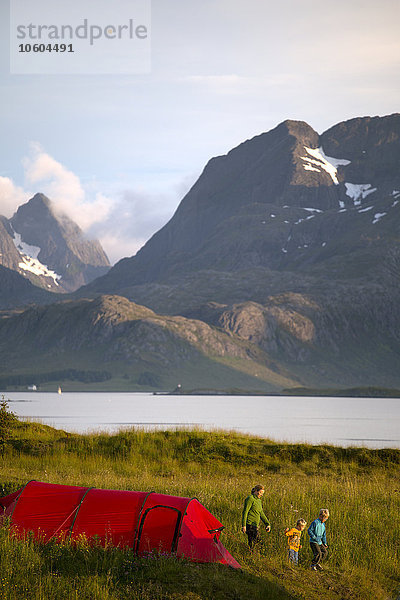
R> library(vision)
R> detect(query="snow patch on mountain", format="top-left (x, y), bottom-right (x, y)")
top-left (300, 146), bottom-right (350, 185)
top-left (358, 206), bottom-right (374, 213)
top-left (12, 231), bottom-right (41, 260)
top-left (18, 256), bottom-right (61, 285)
top-left (12, 229), bottom-right (62, 285)
top-left (345, 183), bottom-right (377, 206)
top-left (303, 164), bottom-right (320, 173)
top-left (294, 214), bottom-right (316, 225)
top-left (372, 213), bottom-right (387, 224)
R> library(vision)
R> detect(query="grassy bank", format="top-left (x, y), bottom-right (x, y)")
top-left (1, 417), bottom-right (400, 600)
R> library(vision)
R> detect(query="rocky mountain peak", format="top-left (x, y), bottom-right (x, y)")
top-left (281, 118), bottom-right (318, 139)
top-left (80, 113), bottom-right (400, 304)
top-left (11, 192), bottom-right (81, 240)
top-left (1, 193), bottom-right (110, 295)
top-left (320, 113), bottom-right (400, 191)
top-left (27, 192), bottom-right (52, 209)
top-left (321, 113), bottom-right (400, 155)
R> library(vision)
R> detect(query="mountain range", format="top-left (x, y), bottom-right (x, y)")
top-left (1, 114), bottom-right (400, 391)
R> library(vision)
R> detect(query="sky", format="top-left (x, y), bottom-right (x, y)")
top-left (0, 0), bottom-right (399, 264)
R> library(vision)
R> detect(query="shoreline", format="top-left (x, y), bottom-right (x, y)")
top-left (3, 386), bottom-right (400, 398)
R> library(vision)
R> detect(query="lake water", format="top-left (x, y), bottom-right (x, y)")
top-left (3, 391), bottom-right (400, 449)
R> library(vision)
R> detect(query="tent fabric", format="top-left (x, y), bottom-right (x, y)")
top-left (0, 481), bottom-right (240, 569)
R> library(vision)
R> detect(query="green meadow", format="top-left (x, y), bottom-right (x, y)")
top-left (1, 409), bottom-right (399, 600)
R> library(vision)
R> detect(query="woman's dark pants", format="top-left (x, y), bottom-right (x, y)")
top-left (246, 524), bottom-right (261, 549)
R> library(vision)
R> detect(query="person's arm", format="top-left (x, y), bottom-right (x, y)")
top-left (308, 520), bottom-right (317, 543)
top-left (322, 526), bottom-right (327, 546)
top-left (260, 511), bottom-right (270, 528)
top-left (241, 496), bottom-right (252, 528)
top-left (260, 505), bottom-right (270, 529)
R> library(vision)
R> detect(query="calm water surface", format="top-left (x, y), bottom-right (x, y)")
top-left (4, 391), bottom-right (400, 449)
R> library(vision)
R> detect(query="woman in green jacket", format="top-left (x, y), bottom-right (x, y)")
top-left (241, 484), bottom-right (271, 549)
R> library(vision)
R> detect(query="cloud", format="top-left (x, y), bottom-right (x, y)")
top-left (87, 188), bottom-right (178, 264)
top-left (1, 143), bottom-right (187, 265)
top-left (85, 171), bottom-right (197, 264)
top-left (0, 176), bottom-right (27, 218)
top-left (23, 143), bottom-right (113, 230)
top-left (21, 144), bottom-right (158, 264)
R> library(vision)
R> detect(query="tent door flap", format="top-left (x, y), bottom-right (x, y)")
top-left (136, 505), bottom-right (182, 554)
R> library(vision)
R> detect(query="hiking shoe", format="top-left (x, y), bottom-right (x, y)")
top-left (315, 564), bottom-right (323, 570)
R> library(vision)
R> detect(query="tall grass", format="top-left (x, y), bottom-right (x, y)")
top-left (1, 420), bottom-right (399, 599)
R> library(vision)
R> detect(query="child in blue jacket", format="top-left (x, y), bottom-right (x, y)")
top-left (308, 508), bottom-right (329, 570)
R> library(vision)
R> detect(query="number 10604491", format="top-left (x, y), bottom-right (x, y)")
top-left (18, 43), bottom-right (74, 52)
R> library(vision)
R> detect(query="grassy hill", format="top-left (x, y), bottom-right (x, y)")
top-left (1, 410), bottom-right (399, 600)
top-left (2, 293), bottom-right (400, 393)
top-left (0, 295), bottom-right (301, 393)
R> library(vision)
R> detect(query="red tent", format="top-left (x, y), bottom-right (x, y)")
top-left (0, 481), bottom-right (240, 568)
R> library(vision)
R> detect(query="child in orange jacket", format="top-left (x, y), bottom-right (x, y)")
top-left (285, 518), bottom-right (307, 565)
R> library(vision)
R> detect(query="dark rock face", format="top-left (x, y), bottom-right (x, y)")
top-left (0, 264), bottom-right (53, 308)
top-left (0, 193), bottom-right (110, 296)
top-left (0, 217), bottom-right (22, 271)
top-left (321, 114), bottom-right (400, 188)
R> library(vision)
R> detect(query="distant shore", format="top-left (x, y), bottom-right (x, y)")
top-left (3, 385), bottom-right (400, 398)
top-left (158, 386), bottom-right (400, 398)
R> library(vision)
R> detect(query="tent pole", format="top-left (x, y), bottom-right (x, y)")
top-left (67, 487), bottom-right (95, 541)
top-left (132, 491), bottom-right (155, 551)
top-left (8, 480), bottom-right (36, 519)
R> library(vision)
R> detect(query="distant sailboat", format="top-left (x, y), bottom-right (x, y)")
top-left (58, 386), bottom-right (62, 395)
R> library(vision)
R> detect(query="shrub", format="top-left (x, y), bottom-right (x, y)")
top-left (0, 396), bottom-right (17, 457)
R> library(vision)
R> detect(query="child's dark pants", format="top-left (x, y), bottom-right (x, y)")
top-left (310, 542), bottom-right (328, 565)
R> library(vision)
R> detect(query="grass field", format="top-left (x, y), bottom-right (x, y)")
top-left (1, 411), bottom-right (399, 600)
